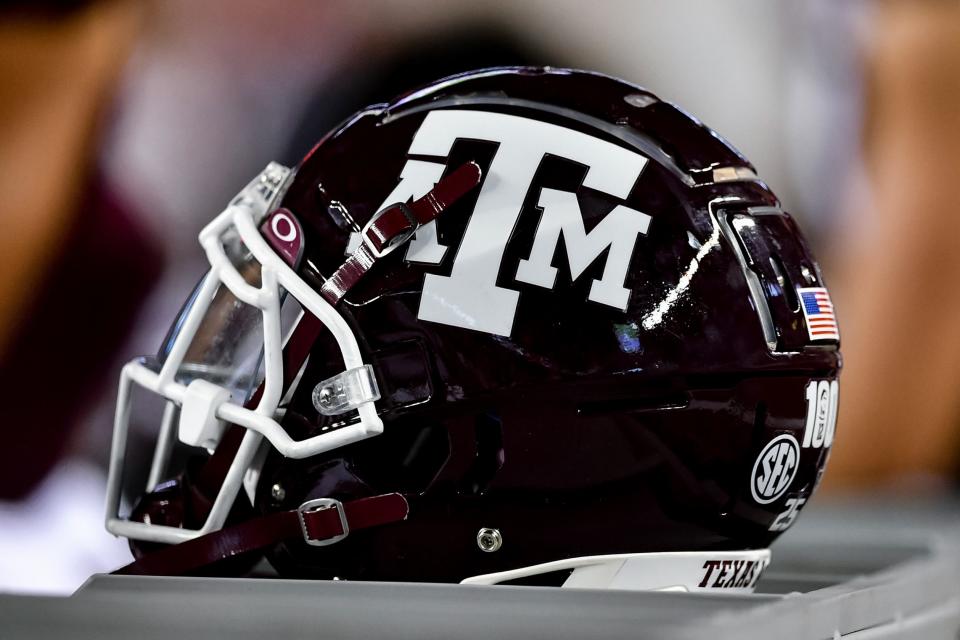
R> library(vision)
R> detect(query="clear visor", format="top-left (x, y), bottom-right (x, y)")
top-left (157, 226), bottom-right (301, 405)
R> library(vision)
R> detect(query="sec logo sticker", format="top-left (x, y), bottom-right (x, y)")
top-left (751, 434), bottom-right (800, 505)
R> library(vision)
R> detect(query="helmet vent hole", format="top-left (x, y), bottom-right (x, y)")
top-left (461, 412), bottom-right (505, 496)
top-left (769, 255), bottom-right (800, 312)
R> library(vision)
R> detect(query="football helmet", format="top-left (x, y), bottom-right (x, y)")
top-left (105, 67), bottom-right (840, 592)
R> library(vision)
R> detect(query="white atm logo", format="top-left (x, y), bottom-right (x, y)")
top-left (371, 110), bottom-right (652, 336)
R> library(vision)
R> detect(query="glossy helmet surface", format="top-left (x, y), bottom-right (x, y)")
top-left (106, 67), bottom-right (840, 591)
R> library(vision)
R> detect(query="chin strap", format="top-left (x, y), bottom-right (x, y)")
top-left (115, 493), bottom-right (409, 576)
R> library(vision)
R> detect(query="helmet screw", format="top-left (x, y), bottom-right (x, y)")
top-left (313, 385), bottom-right (333, 411)
top-left (476, 527), bottom-right (502, 553)
top-left (271, 483), bottom-right (286, 502)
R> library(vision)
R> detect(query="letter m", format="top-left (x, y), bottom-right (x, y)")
top-left (515, 188), bottom-right (651, 310)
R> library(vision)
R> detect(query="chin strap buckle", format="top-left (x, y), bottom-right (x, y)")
top-left (361, 202), bottom-right (419, 259)
top-left (298, 498), bottom-right (350, 547)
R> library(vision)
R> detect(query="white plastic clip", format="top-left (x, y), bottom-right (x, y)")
top-left (312, 365), bottom-right (380, 416)
top-left (178, 379), bottom-right (232, 449)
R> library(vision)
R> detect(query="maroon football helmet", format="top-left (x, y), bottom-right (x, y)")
top-left (105, 67), bottom-right (840, 592)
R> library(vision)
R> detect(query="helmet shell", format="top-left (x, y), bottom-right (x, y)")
top-left (260, 67), bottom-right (839, 582)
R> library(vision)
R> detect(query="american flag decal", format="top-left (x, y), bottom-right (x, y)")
top-left (798, 287), bottom-right (839, 342)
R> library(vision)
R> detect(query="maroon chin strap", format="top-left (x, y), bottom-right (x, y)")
top-left (115, 493), bottom-right (409, 576)
top-left (320, 160), bottom-right (483, 304)
top-left (119, 162), bottom-right (481, 577)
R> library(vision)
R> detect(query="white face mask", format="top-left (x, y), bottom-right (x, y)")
top-left (104, 163), bottom-right (383, 546)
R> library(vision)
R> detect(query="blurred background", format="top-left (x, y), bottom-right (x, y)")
top-left (1, 0), bottom-right (958, 594)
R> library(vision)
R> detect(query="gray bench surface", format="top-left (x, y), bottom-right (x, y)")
top-left (2, 496), bottom-right (959, 639)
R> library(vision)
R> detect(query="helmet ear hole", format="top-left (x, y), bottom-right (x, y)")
top-left (395, 421), bottom-right (452, 492)
top-left (336, 418), bottom-right (452, 495)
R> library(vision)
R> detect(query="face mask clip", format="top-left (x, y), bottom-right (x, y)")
top-left (178, 379), bottom-right (233, 450)
top-left (312, 365), bottom-right (381, 416)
